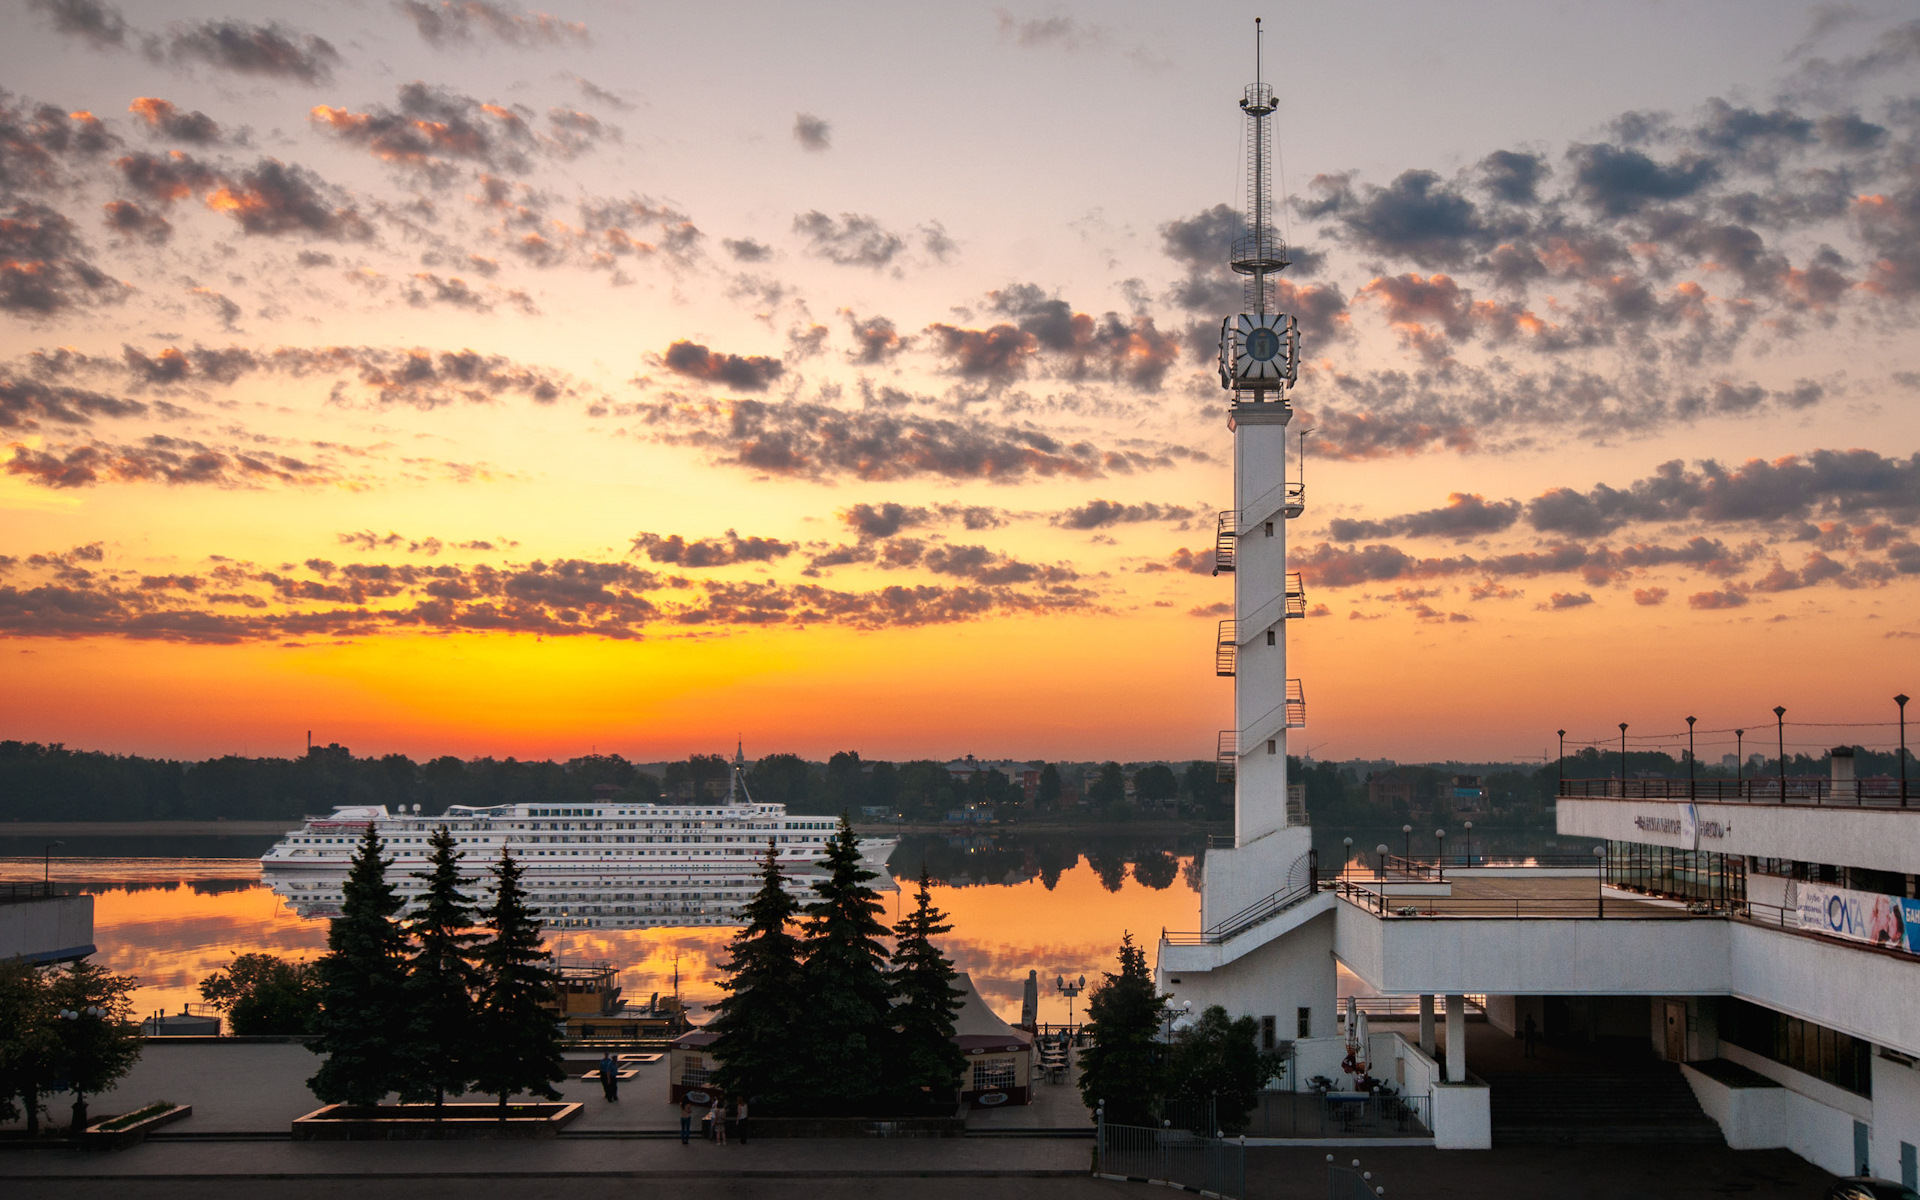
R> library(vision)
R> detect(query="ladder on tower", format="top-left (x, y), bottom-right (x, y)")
top-left (1215, 620), bottom-right (1237, 676)
top-left (1212, 511), bottom-right (1238, 575)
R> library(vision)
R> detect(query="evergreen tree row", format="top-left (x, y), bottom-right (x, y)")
top-left (708, 815), bottom-right (967, 1116)
top-left (306, 823), bottom-right (565, 1111)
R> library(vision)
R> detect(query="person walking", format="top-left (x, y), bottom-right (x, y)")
top-left (599, 1052), bottom-right (620, 1102)
top-left (1522, 1013), bottom-right (1538, 1060)
top-left (679, 1099), bottom-right (693, 1145)
top-left (736, 1097), bottom-right (748, 1146)
top-left (710, 1097), bottom-right (726, 1145)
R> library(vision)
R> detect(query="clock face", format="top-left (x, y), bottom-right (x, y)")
top-left (1245, 327), bottom-right (1281, 362)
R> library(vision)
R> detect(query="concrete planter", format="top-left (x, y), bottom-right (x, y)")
top-left (292, 1102), bottom-right (583, 1140)
top-left (82, 1103), bottom-right (192, 1150)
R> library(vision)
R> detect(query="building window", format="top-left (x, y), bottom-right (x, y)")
top-left (1267, 739), bottom-right (1276, 755)
top-left (1297, 1007), bottom-right (1311, 1039)
top-left (1261, 1015), bottom-right (1277, 1050)
top-left (1720, 998), bottom-right (1872, 1097)
top-left (1266, 629), bottom-right (1276, 646)
top-left (1264, 521), bottom-right (1274, 537)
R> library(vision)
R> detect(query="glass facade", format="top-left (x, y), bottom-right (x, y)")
top-left (1605, 841), bottom-right (1746, 908)
top-left (1720, 998), bottom-right (1872, 1098)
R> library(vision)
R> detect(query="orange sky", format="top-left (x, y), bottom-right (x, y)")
top-left (2, 3), bottom-right (1917, 763)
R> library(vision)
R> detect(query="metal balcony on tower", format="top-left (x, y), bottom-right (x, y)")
top-left (1285, 572), bottom-right (1306, 619)
top-left (1215, 620), bottom-right (1238, 676)
top-left (1286, 677), bottom-right (1306, 728)
top-left (1216, 730), bottom-right (1237, 783)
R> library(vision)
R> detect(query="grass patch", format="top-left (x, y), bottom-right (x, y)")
top-left (96, 1101), bottom-right (176, 1132)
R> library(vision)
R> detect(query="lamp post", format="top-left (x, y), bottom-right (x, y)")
top-left (43, 840), bottom-right (63, 888)
top-left (1898, 694), bottom-right (1910, 807)
top-left (1556, 729), bottom-right (1566, 798)
top-left (1056, 974), bottom-right (1086, 1032)
top-left (1401, 824), bottom-right (1411, 861)
top-left (1686, 716), bottom-right (1696, 800)
top-left (1619, 723), bottom-right (1629, 796)
top-left (1375, 844), bottom-right (1389, 889)
top-left (1343, 836), bottom-right (1353, 874)
top-left (1735, 730), bottom-right (1745, 795)
top-left (1463, 821), bottom-right (1473, 869)
top-left (1593, 845), bottom-right (1607, 918)
top-left (1434, 829), bottom-right (1446, 881)
top-left (58, 1004), bottom-right (106, 1133)
top-left (1774, 706), bottom-right (1787, 804)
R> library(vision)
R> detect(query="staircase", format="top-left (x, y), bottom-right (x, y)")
top-left (1213, 511), bottom-right (1237, 575)
top-left (1484, 1060), bottom-right (1722, 1144)
top-left (1215, 620), bottom-right (1237, 676)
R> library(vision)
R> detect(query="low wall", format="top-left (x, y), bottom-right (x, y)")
top-left (0, 893), bottom-right (94, 963)
top-left (1681, 1061), bottom-right (1857, 1175)
top-left (1430, 1081), bottom-right (1491, 1150)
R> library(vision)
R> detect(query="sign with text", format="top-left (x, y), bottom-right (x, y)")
top-left (1796, 882), bottom-right (1909, 952)
top-left (1630, 803), bottom-right (1697, 849)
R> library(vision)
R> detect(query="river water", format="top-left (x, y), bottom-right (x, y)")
top-left (0, 824), bottom-right (1595, 1024)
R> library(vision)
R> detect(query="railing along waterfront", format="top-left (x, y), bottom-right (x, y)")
top-left (1162, 879), bottom-right (1321, 946)
top-left (1333, 878), bottom-right (1703, 919)
top-left (1559, 777), bottom-right (1912, 807)
top-left (1097, 1121), bottom-right (1245, 1199)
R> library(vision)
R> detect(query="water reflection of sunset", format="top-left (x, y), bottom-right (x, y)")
top-left (87, 860), bottom-right (1200, 1025)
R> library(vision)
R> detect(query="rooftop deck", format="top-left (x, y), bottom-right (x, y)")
top-left (1559, 777), bottom-right (1912, 807)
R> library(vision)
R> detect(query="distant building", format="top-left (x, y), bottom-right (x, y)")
top-left (1448, 775), bottom-right (1486, 814)
top-left (1366, 768), bottom-right (1417, 810)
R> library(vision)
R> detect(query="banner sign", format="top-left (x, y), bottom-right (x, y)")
top-left (1630, 803), bottom-right (1697, 849)
top-left (1796, 882), bottom-right (1910, 952)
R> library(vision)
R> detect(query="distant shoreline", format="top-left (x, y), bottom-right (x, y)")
top-left (1, 818), bottom-right (1229, 838)
top-left (0, 820), bottom-right (293, 836)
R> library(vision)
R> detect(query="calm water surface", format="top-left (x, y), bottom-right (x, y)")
top-left (1, 824), bottom-right (1592, 1024)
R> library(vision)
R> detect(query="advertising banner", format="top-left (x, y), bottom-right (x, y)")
top-left (1904, 898), bottom-right (1920, 956)
top-left (1796, 882), bottom-right (1909, 952)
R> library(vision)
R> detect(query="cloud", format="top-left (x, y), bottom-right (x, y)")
top-left (792, 210), bottom-right (906, 268)
top-left (844, 313), bottom-right (906, 363)
top-left (1301, 169), bottom-right (1522, 270)
top-left (398, 1), bottom-right (590, 47)
top-left (1326, 493), bottom-right (1521, 542)
top-left (1632, 586), bottom-right (1669, 606)
top-left (1051, 500), bottom-right (1199, 530)
top-left (191, 286), bottom-right (241, 330)
top-left (128, 97), bottom-right (222, 144)
top-left (659, 340), bottom-right (784, 391)
top-left (637, 396), bottom-right (1201, 483)
top-left (1525, 451), bottom-right (1920, 536)
top-left (1, 202), bottom-right (126, 315)
top-left (101, 199), bottom-right (171, 243)
top-left (923, 322), bottom-right (1036, 385)
top-left (630, 529), bottom-right (796, 567)
top-left (5, 435), bottom-right (332, 489)
top-left (1, 94), bottom-right (121, 191)
top-left (1539, 591), bottom-right (1594, 610)
top-left (0, 541), bottom-right (1096, 643)
top-left (793, 113), bottom-right (831, 152)
top-left (1293, 535), bottom-right (1758, 590)
top-left (311, 84), bottom-right (543, 182)
top-left (159, 19), bottom-right (340, 84)
top-left (26, 0), bottom-right (126, 49)
top-left (983, 284), bottom-right (1183, 389)
top-left (570, 75), bottom-right (631, 111)
top-left (1188, 601), bottom-right (1232, 617)
top-left (835, 502), bottom-right (1008, 539)
top-left (1568, 143), bottom-right (1720, 216)
top-left (1688, 588), bottom-right (1749, 610)
top-left (0, 376), bottom-right (150, 430)
top-left (204, 160), bottom-right (372, 239)
top-left (994, 10), bottom-right (1108, 51)
top-left (722, 237), bottom-right (772, 263)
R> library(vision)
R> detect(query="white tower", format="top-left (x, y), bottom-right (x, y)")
top-left (1202, 18), bottom-right (1311, 928)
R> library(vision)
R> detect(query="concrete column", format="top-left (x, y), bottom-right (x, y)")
top-left (1419, 994), bottom-right (1436, 1057)
top-left (1445, 993), bottom-right (1466, 1084)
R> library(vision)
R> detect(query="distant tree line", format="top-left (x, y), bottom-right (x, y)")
top-left (0, 741), bottom-right (1231, 823)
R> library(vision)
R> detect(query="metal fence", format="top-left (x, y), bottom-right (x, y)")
top-left (1247, 1090), bottom-right (1430, 1138)
top-left (1098, 1121), bottom-right (1246, 1199)
top-left (1560, 777), bottom-right (1911, 807)
top-left (1329, 1163), bottom-right (1383, 1199)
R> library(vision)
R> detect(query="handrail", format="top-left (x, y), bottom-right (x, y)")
top-left (1163, 879), bottom-right (1323, 946)
top-left (1559, 777), bottom-right (1911, 807)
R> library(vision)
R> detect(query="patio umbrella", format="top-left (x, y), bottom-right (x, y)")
top-left (1354, 1010), bottom-right (1370, 1065)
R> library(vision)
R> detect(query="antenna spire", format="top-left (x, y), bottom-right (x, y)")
top-left (1255, 17), bottom-right (1262, 87)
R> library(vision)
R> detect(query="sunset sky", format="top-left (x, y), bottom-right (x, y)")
top-left (2, 0), bottom-right (1917, 765)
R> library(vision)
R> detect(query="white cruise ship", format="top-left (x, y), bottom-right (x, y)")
top-left (259, 748), bottom-right (897, 928)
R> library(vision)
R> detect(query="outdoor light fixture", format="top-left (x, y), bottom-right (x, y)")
top-left (43, 840), bottom-right (63, 886)
top-left (1685, 716), bottom-right (1696, 800)
top-left (1401, 824), bottom-right (1411, 859)
top-left (1735, 730), bottom-right (1745, 789)
top-left (1463, 821), bottom-right (1473, 869)
top-left (1774, 706), bottom-right (1787, 803)
top-left (1593, 845), bottom-right (1607, 917)
top-left (1619, 722), bottom-right (1629, 792)
top-left (1898, 694), bottom-right (1910, 807)
top-left (1375, 844), bottom-right (1389, 883)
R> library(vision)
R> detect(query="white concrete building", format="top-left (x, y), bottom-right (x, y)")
top-left (1153, 40), bottom-right (1920, 1184)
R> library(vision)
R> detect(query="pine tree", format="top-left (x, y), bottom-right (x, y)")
top-left (710, 840), bottom-right (807, 1110)
top-left (308, 820), bottom-right (411, 1107)
top-left (471, 850), bottom-right (565, 1112)
top-left (887, 867), bottom-right (966, 1106)
top-left (1076, 932), bottom-right (1169, 1126)
top-left (398, 827), bottom-right (484, 1108)
top-left (797, 813), bottom-right (894, 1114)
